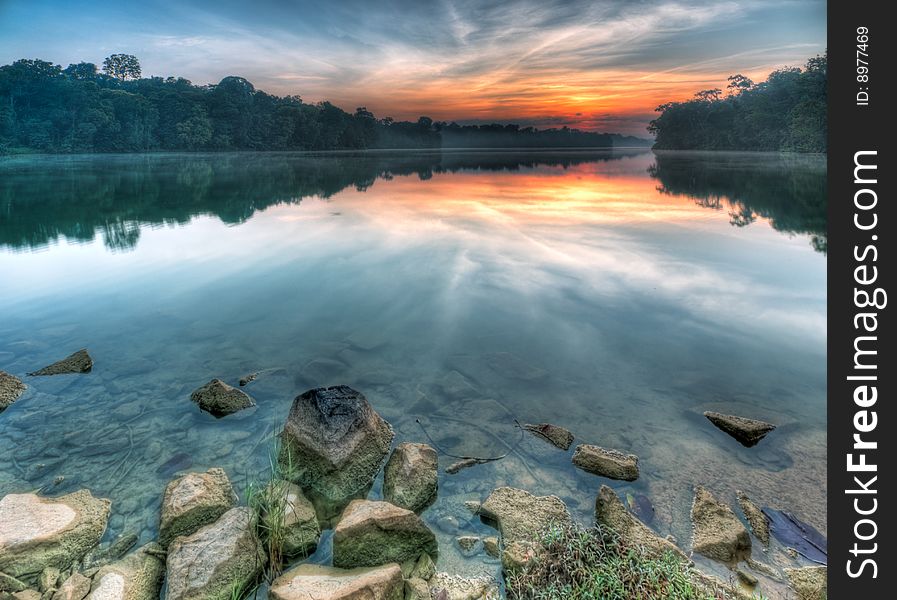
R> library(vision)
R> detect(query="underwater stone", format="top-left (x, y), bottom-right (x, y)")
top-left (279, 385), bottom-right (394, 501)
top-left (478, 487), bottom-right (571, 545)
top-left (572, 444), bottom-right (639, 481)
top-left (382, 442), bottom-right (437, 512)
top-left (332, 500), bottom-right (437, 569)
top-left (189, 379), bottom-right (254, 417)
top-left (0, 490), bottom-right (110, 579)
top-left (158, 468), bottom-right (237, 549)
top-left (27, 350), bottom-right (93, 377)
top-left (269, 563), bottom-right (403, 600)
top-left (0, 371), bottom-right (26, 411)
top-left (85, 543), bottom-right (165, 600)
top-left (165, 507), bottom-right (265, 600)
top-left (703, 411), bottom-right (776, 447)
top-left (521, 423), bottom-right (574, 450)
top-left (690, 486), bottom-right (751, 563)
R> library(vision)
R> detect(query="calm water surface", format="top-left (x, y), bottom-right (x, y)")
top-left (0, 150), bottom-right (826, 586)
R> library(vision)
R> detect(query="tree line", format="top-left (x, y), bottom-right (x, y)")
top-left (648, 54), bottom-right (826, 152)
top-left (0, 55), bottom-right (648, 154)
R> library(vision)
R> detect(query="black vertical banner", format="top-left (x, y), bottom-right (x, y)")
top-left (828, 0), bottom-right (894, 597)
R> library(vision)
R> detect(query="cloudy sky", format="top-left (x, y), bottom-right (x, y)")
top-left (0, 0), bottom-right (825, 135)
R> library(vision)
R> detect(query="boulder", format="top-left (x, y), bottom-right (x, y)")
top-left (785, 566), bottom-right (827, 600)
top-left (690, 486), bottom-right (751, 563)
top-left (27, 350), bottom-right (93, 376)
top-left (50, 573), bottom-right (91, 600)
top-left (572, 444), bottom-right (639, 481)
top-left (159, 468), bottom-right (236, 549)
top-left (428, 573), bottom-right (500, 600)
top-left (0, 371), bottom-right (26, 412)
top-left (189, 380), bottom-right (254, 417)
top-left (404, 578), bottom-right (429, 600)
top-left (0, 491), bottom-right (110, 578)
top-left (521, 423), bottom-right (574, 450)
top-left (260, 480), bottom-right (320, 558)
top-left (595, 485), bottom-right (686, 561)
top-left (269, 563), bottom-right (403, 600)
top-left (736, 491), bottom-right (769, 545)
top-left (86, 543), bottom-right (165, 600)
top-left (382, 443), bottom-right (437, 512)
top-left (703, 412), bottom-right (775, 447)
top-left (478, 487), bottom-right (571, 544)
top-left (165, 507), bottom-right (265, 600)
top-left (279, 386), bottom-right (394, 500)
top-left (332, 500), bottom-right (437, 569)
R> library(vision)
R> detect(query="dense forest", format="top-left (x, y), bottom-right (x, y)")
top-left (0, 55), bottom-right (648, 154)
top-left (649, 54), bottom-right (826, 152)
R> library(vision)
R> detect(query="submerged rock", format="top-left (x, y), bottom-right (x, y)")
top-left (736, 491), bottom-right (769, 545)
top-left (382, 442), bottom-right (438, 512)
top-left (261, 480), bottom-right (320, 559)
top-left (158, 468), bottom-right (237, 549)
top-left (165, 507), bottom-right (265, 600)
top-left (595, 485), bottom-right (686, 561)
top-left (521, 423), bottom-right (574, 450)
top-left (479, 487), bottom-right (571, 545)
top-left (428, 573), bottom-right (501, 600)
top-left (572, 444), bottom-right (639, 481)
top-left (690, 486), bottom-right (751, 563)
top-left (86, 543), bottom-right (165, 600)
top-left (189, 379), bottom-right (254, 417)
top-left (27, 350), bottom-right (93, 376)
top-left (332, 500), bottom-right (437, 569)
top-left (0, 371), bottom-right (26, 412)
top-left (785, 566), bottom-right (827, 600)
top-left (0, 490), bottom-right (110, 578)
top-left (269, 563), bottom-right (403, 600)
top-left (279, 385), bottom-right (394, 500)
top-left (703, 411), bottom-right (776, 447)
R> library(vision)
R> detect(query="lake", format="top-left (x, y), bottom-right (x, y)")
top-left (0, 149), bottom-right (826, 587)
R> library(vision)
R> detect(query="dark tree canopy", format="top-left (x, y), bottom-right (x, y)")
top-left (649, 53), bottom-right (826, 153)
top-left (0, 56), bottom-right (649, 154)
top-left (102, 54), bottom-right (142, 81)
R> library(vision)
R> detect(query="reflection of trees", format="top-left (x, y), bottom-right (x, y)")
top-left (0, 150), bottom-right (644, 251)
top-left (647, 151), bottom-right (827, 252)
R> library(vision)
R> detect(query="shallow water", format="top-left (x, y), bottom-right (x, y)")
top-left (0, 149), bottom-right (825, 591)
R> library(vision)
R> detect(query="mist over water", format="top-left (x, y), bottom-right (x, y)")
top-left (0, 150), bottom-right (826, 584)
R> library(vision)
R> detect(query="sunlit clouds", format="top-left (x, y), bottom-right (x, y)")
top-left (0, 0), bottom-right (825, 135)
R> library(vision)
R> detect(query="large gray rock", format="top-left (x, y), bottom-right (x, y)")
top-left (0, 491), bottom-right (110, 578)
top-left (159, 468), bottom-right (237, 549)
top-left (332, 500), bottom-right (437, 569)
top-left (572, 444), bottom-right (639, 481)
top-left (0, 371), bottom-right (26, 412)
top-left (260, 480), bottom-right (320, 559)
top-left (478, 487), bottom-right (571, 545)
top-left (165, 507), bottom-right (265, 600)
top-left (595, 485), bottom-right (686, 561)
top-left (190, 380), bottom-right (254, 417)
top-left (690, 486), bottom-right (751, 563)
top-left (269, 563), bottom-right (403, 600)
top-left (27, 350), bottom-right (93, 376)
top-left (704, 412), bottom-right (776, 447)
top-left (279, 386), bottom-right (394, 500)
top-left (86, 543), bottom-right (165, 600)
top-left (382, 443), bottom-right (437, 512)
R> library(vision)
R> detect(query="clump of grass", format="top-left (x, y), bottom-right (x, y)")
top-left (246, 439), bottom-right (300, 583)
top-left (505, 524), bottom-right (745, 600)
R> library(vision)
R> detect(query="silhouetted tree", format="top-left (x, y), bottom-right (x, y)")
top-left (102, 54), bottom-right (141, 81)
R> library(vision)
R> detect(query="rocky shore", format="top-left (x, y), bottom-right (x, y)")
top-left (0, 354), bottom-right (826, 600)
